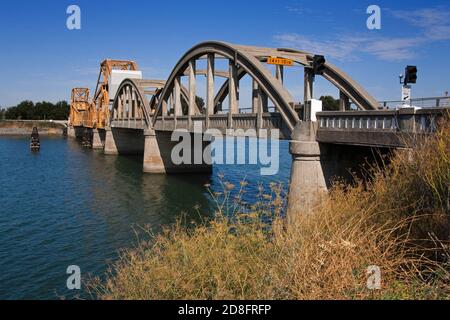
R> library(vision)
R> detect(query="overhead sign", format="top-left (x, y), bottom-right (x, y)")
top-left (267, 57), bottom-right (294, 67)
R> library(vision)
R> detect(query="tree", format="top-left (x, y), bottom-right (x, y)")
top-left (4, 100), bottom-right (70, 120)
top-left (52, 101), bottom-right (70, 120)
top-left (181, 96), bottom-right (205, 114)
top-left (319, 96), bottom-right (340, 111)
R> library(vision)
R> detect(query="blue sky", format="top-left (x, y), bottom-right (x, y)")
top-left (0, 0), bottom-right (449, 107)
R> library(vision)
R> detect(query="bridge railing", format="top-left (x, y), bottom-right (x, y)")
top-left (378, 96), bottom-right (450, 109)
top-left (315, 107), bottom-right (448, 147)
top-left (152, 112), bottom-right (287, 138)
top-left (317, 107), bottom-right (448, 133)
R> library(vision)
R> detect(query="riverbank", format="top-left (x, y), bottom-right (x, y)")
top-left (0, 120), bottom-right (66, 136)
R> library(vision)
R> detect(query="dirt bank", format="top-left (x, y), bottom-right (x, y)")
top-left (0, 120), bottom-right (66, 136)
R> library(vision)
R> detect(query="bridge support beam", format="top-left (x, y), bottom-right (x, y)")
top-left (143, 129), bottom-right (166, 174)
top-left (104, 127), bottom-right (119, 155)
top-left (92, 129), bottom-right (104, 150)
top-left (339, 91), bottom-right (350, 111)
top-left (304, 69), bottom-right (314, 106)
top-left (287, 121), bottom-right (393, 219)
top-left (287, 121), bottom-right (327, 217)
top-left (67, 126), bottom-right (76, 139)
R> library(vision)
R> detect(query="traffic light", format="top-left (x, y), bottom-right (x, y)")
top-left (404, 65), bottom-right (417, 84)
top-left (313, 55), bottom-right (326, 75)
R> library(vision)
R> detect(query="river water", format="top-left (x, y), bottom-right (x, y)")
top-left (0, 136), bottom-right (291, 299)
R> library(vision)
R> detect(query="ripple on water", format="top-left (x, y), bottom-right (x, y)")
top-left (0, 136), bottom-right (291, 299)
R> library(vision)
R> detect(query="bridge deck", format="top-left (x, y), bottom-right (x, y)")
top-left (111, 107), bottom-right (448, 147)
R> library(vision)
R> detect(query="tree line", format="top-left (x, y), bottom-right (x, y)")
top-left (0, 101), bottom-right (70, 121)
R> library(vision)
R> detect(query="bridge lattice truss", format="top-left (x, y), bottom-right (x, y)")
top-left (110, 41), bottom-right (380, 139)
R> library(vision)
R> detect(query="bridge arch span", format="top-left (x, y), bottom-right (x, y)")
top-left (151, 41), bottom-right (380, 139)
top-left (212, 46), bottom-right (380, 113)
top-left (111, 79), bottom-right (153, 128)
top-left (152, 41), bottom-right (300, 135)
top-left (111, 78), bottom-right (203, 129)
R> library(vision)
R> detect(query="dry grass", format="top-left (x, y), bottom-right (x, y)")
top-left (90, 118), bottom-right (450, 300)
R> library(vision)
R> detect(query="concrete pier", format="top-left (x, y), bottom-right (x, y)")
top-left (287, 120), bottom-right (392, 218)
top-left (104, 127), bottom-right (119, 155)
top-left (143, 129), bottom-right (166, 173)
top-left (67, 126), bottom-right (76, 139)
top-left (287, 121), bottom-right (328, 216)
top-left (92, 129), bottom-right (104, 150)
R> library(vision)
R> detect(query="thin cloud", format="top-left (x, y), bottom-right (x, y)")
top-left (285, 5), bottom-right (313, 15)
top-left (275, 6), bottom-right (450, 62)
top-left (273, 33), bottom-right (423, 61)
top-left (388, 7), bottom-right (450, 40)
top-left (360, 36), bottom-right (424, 60)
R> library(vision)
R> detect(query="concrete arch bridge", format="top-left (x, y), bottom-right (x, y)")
top-left (68, 41), bottom-right (448, 215)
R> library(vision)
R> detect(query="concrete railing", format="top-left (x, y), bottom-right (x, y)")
top-left (316, 107), bottom-right (449, 147)
top-left (379, 96), bottom-right (450, 109)
top-left (317, 108), bottom-right (448, 133)
top-left (149, 113), bottom-right (289, 138)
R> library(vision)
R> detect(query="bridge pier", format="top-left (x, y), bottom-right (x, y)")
top-left (143, 129), bottom-right (166, 173)
top-left (287, 120), bottom-right (393, 218)
top-left (92, 129), bottom-right (105, 150)
top-left (67, 126), bottom-right (76, 139)
top-left (287, 121), bottom-right (328, 216)
top-left (104, 127), bottom-right (119, 155)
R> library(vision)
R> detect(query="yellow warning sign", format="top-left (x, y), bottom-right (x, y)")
top-left (267, 57), bottom-right (294, 66)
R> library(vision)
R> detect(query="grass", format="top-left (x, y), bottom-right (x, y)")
top-left (89, 117), bottom-right (449, 300)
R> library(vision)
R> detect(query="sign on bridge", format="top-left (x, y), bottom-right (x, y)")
top-left (267, 57), bottom-right (294, 66)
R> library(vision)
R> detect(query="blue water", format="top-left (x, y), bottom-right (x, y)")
top-left (0, 136), bottom-right (290, 299)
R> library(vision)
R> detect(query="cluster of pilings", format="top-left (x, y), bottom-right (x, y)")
top-left (30, 127), bottom-right (40, 151)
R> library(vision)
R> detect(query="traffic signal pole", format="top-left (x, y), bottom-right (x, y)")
top-left (400, 65), bottom-right (417, 107)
